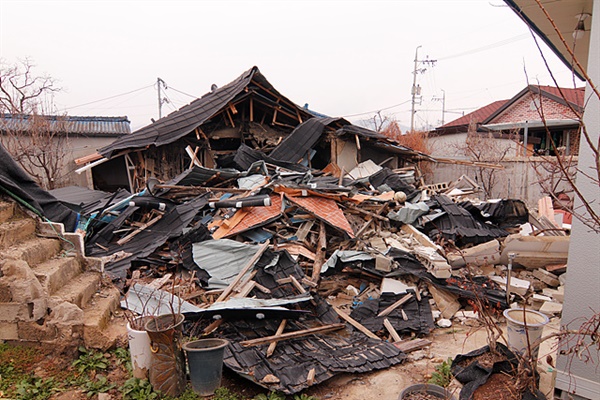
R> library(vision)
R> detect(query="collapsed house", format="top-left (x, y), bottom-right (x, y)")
top-left (77, 66), bottom-right (428, 193)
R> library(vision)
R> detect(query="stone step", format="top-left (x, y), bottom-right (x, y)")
top-left (0, 218), bottom-right (37, 250)
top-left (84, 285), bottom-right (125, 350)
top-left (34, 257), bottom-right (82, 297)
top-left (0, 201), bottom-right (14, 224)
top-left (1, 237), bottom-right (63, 266)
top-left (50, 271), bottom-right (101, 310)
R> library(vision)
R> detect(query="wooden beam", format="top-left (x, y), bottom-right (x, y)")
top-left (216, 241), bottom-right (270, 302)
top-left (240, 323), bottom-right (345, 347)
top-left (250, 97), bottom-right (254, 122)
top-left (383, 318), bottom-right (402, 342)
top-left (333, 307), bottom-right (379, 340)
top-left (116, 213), bottom-right (163, 245)
top-left (377, 293), bottom-right (413, 317)
top-left (266, 319), bottom-right (287, 357)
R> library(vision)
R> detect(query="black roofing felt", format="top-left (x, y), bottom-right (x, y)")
top-left (208, 249), bottom-right (406, 394)
top-left (422, 195), bottom-right (509, 247)
top-left (350, 292), bottom-right (435, 336)
top-left (84, 195), bottom-right (207, 282)
top-left (233, 144), bottom-right (309, 172)
top-left (269, 117), bottom-right (343, 162)
top-left (49, 186), bottom-right (132, 215)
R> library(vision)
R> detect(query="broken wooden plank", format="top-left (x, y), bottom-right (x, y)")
top-left (311, 221), bottom-right (327, 282)
top-left (377, 293), bottom-right (413, 317)
top-left (306, 368), bottom-right (316, 385)
top-left (116, 213), bottom-right (163, 245)
top-left (216, 241), bottom-right (270, 302)
top-left (233, 281), bottom-right (257, 298)
top-left (393, 338), bottom-right (432, 353)
top-left (203, 319), bottom-right (223, 335)
top-left (266, 319), bottom-right (287, 357)
top-left (383, 318), bottom-right (402, 342)
top-left (240, 323), bottom-right (345, 347)
top-left (333, 307), bottom-right (380, 340)
top-left (289, 275), bottom-right (307, 294)
top-left (146, 273), bottom-right (173, 290)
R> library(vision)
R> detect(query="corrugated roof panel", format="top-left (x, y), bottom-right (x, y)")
top-left (0, 115), bottom-right (131, 136)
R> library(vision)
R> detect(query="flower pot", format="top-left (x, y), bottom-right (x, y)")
top-left (144, 313), bottom-right (186, 397)
top-left (127, 316), bottom-right (153, 379)
top-left (183, 338), bottom-right (229, 396)
top-left (399, 383), bottom-right (456, 400)
top-left (503, 308), bottom-right (549, 359)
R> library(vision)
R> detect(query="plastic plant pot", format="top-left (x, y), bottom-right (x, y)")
top-left (503, 308), bottom-right (549, 359)
top-left (183, 338), bottom-right (230, 397)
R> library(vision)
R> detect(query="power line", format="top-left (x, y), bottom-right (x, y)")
top-left (342, 99), bottom-right (412, 118)
top-left (438, 34), bottom-right (529, 61)
top-left (168, 86), bottom-right (199, 99)
top-left (59, 84), bottom-right (155, 112)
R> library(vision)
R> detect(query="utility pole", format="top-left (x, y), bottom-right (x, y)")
top-left (157, 77), bottom-right (168, 119)
top-left (410, 46), bottom-right (437, 132)
top-left (441, 89), bottom-right (446, 125)
top-left (432, 89), bottom-right (446, 125)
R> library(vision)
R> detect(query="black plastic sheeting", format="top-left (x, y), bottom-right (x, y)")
top-left (451, 343), bottom-right (544, 400)
top-left (350, 291), bottom-right (435, 336)
top-left (422, 195), bottom-right (509, 247)
top-left (369, 167), bottom-right (419, 201)
top-left (460, 199), bottom-right (529, 229)
top-left (84, 195), bottom-right (207, 282)
top-left (168, 224), bottom-right (212, 286)
top-left (0, 143), bottom-right (79, 231)
top-left (269, 117), bottom-right (342, 163)
top-left (189, 250), bottom-right (407, 394)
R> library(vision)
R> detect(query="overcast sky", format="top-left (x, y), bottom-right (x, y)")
top-left (0, 0), bottom-right (584, 132)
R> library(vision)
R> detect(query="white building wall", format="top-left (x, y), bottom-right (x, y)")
top-left (555, 1), bottom-right (600, 398)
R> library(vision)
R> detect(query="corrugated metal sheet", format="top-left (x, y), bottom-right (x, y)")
top-left (0, 114), bottom-right (130, 136)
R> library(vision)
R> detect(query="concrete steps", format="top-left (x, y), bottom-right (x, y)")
top-left (0, 219), bottom-right (37, 250)
top-left (0, 198), bottom-right (123, 350)
top-left (50, 271), bottom-right (101, 309)
top-left (34, 257), bottom-right (82, 297)
top-left (84, 285), bottom-right (125, 350)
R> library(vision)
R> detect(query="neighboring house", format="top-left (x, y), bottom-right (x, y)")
top-left (428, 85), bottom-right (585, 202)
top-left (78, 66), bottom-right (428, 193)
top-left (430, 85), bottom-right (584, 158)
top-left (0, 114), bottom-right (130, 189)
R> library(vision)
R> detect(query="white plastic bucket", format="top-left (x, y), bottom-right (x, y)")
top-left (503, 308), bottom-right (549, 359)
top-left (127, 316), bottom-right (152, 379)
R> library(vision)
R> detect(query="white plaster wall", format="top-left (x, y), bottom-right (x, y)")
top-left (555, 2), bottom-right (600, 398)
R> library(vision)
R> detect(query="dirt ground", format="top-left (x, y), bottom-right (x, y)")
top-left (7, 312), bottom-right (560, 400)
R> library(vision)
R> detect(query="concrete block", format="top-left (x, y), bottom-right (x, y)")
top-left (1, 259), bottom-right (45, 302)
top-left (17, 321), bottom-right (58, 341)
top-left (533, 268), bottom-right (560, 287)
top-left (0, 299), bottom-right (47, 322)
top-left (0, 201), bottom-right (14, 224)
top-left (375, 255), bottom-right (392, 272)
top-left (0, 321), bottom-right (19, 340)
top-left (490, 275), bottom-right (531, 296)
top-left (539, 301), bottom-right (563, 316)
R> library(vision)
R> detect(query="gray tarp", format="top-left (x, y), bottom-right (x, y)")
top-left (192, 239), bottom-right (278, 288)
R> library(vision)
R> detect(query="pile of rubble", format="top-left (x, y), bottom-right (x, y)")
top-left (53, 159), bottom-right (569, 394)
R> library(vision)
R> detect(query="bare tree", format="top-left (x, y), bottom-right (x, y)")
top-left (0, 59), bottom-right (71, 189)
top-left (459, 123), bottom-right (515, 199)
